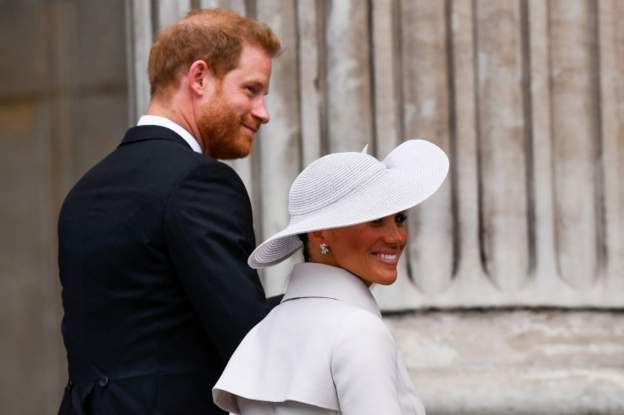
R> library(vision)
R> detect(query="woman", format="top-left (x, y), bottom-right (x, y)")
top-left (213, 139), bottom-right (449, 414)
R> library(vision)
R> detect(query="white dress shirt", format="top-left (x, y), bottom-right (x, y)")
top-left (137, 115), bottom-right (203, 153)
top-left (213, 263), bottom-right (426, 415)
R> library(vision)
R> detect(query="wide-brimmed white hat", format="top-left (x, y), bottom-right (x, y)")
top-left (248, 139), bottom-right (449, 268)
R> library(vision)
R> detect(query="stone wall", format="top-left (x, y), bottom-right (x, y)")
top-left (128, 0), bottom-right (624, 412)
top-left (0, 1), bottom-right (128, 413)
top-left (386, 310), bottom-right (624, 414)
top-left (1, 1), bottom-right (622, 413)
top-left (127, 1), bottom-right (623, 309)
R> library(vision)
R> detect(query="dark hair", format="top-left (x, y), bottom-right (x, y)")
top-left (148, 8), bottom-right (282, 97)
top-left (297, 233), bottom-right (310, 262)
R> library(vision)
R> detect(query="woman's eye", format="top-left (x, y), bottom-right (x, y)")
top-left (395, 213), bottom-right (407, 224)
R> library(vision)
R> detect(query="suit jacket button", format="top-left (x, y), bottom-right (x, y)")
top-left (98, 376), bottom-right (109, 387)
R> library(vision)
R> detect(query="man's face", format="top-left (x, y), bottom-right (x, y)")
top-left (197, 45), bottom-right (273, 159)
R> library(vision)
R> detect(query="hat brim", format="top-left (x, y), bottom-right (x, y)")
top-left (248, 139), bottom-right (449, 268)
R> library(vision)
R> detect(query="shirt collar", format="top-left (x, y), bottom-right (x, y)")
top-left (282, 262), bottom-right (381, 318)
top-left (137, 115), bottom-right (202, 154)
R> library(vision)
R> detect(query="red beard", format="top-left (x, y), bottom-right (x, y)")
top-left (197, 92), bottom-right (258, 159)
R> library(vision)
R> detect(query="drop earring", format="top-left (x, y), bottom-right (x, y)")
top-left (319, 243), bottom-right (329, 255)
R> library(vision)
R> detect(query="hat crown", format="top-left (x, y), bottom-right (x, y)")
top-left (288, 152), bottom-right (385, 216)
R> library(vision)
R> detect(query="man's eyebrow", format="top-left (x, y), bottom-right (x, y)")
top-left (245, 80), bottom-right (268, 91)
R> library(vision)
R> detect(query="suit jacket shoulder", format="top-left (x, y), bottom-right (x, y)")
top-left (58, 125), bottom-right (269, 415)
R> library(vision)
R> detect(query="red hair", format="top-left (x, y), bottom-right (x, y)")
top-left (148, 8), bottom-right (281, 97)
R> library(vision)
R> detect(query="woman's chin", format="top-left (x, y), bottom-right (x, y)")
top-left (377, 274), bottom-right (398, 285)
top-left (365, 269), bottom-right (398, 286)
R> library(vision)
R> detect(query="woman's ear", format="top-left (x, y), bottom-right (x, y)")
top-left (308, 230), bottom-right (336, 263)
top-left (308, 230), bottom-right (326, 245)
top-left (308, 231), bottom-right (320, 240)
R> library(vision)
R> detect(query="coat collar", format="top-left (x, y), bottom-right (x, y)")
top-left (137, 115), bottom-right (202, 153)
top-left (119, 125), bottom-right (193, 150)
top-left (282, 262), bottom-right (381, 318)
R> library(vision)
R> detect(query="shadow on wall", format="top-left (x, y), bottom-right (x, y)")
top-left (0, 1), bottom-right (128, 414)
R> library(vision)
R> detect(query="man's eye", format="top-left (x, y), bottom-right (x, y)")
top-left (245, 86), bottom-right (258, 96)
top-left (395, 213), bottom-right (407, 224)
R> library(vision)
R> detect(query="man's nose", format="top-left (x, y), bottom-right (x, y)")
top-left (252, 98), bottom-right (270, 124)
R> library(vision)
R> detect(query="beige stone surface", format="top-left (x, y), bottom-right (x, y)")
top-left (257, 0), bottom-right (301, 295)
top-left (385, 310), bottom-right (624, 414)
top-left (0, 2), bottom-right (128, 414)
top-left (2, 1), bottom-right (623, 414)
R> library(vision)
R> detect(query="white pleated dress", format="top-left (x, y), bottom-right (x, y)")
top-left (213, 263), bottom-right (425, 415)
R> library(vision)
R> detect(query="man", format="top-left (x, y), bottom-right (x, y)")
top-left (57, 9), bottom-right (281, 414)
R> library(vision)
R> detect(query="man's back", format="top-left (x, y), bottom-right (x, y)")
top-left (58, 126), bottom-right (269, 414)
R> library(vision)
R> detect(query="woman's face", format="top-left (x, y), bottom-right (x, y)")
top-left (321, 212), bottom-right (408, 286)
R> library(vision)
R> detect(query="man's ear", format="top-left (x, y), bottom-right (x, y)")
top-left (187, 59), bottom-right (213, 96)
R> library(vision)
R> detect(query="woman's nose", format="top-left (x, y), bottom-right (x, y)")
top-left (383, 222), bottom-right (406, 245)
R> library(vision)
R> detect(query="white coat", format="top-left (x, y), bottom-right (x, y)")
top-left (213, 262), bottom-right (426, 415)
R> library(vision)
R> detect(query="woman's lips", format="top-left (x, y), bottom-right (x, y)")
top-left (372, 252), bottom-right (400, 265)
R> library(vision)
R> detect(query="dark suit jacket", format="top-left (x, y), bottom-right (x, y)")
top-left (57, 126), bottom-right (271, 414)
